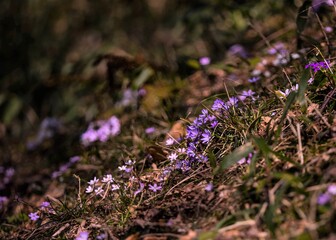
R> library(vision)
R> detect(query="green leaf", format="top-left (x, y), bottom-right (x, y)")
top-left (215, 142), bottom-right (254, 173)
top-left (186, 59), bottom-right (201, 69)
top-left (133, 67), bottom-right (154, 89)
top-left (208, 151), bottom-right (217, 169)
top-left (297, 68), bottom-right (310, 107)
top-left (3, 96), bottom-right (22, 125)
top-left (276, 91), bottom-right (297, 138)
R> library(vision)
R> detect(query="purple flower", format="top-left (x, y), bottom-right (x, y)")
top-left (81, 116), bottom-right (120, 146)
top-left (199, 57), bottom-right (211, 66)
top-left (201, 129), bottom-right (212, 144)
top-left (145, 127), bottom-right (156, 134)
top-left (40, 201), bottom-right (50, 208)
top-left (76, 231), bottom-right (89, 240)
top-left (317, 193), bottom-right (331, 205)
top-left (227, 97), bottom-right (239, 107)
top-left (186, 125), bottom-right (200, 141)
top-left (29, 212), bottom-right (40, 221)
top-left (248, 76), bottom-right (260, 83)
top-left (138, 88), bottom-right (147, 97)
top-left (149, 183), bottom-right (162, 192)
top-left (197, 154), bottom-right (208, 163)
top-left (228, 44), bottom-right (248, 58)
top-left (187, 143), bottom-right (197, 158)
top-left (305, 61), bottom-right (330, 72)
top-left (69, 156), bottom-right (80, 163)
top-left (238, 90), bottom-right (256, 101)
top-left (327, 184), bottom-right (336, 195)
top-left (325, 26), bottom-right (333, 33)
top-left (267, 42), bottom-right (287, 55)
top-left (205, 183), bottom-right (213, 192)
top-left (97, 233), bottom-right (107, 240)
top-left (212, 99), bottom-right (228, 111)
top-left (134, 182), bottom-right (145, 196)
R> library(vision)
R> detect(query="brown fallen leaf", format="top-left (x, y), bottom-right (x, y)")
top-left (165, 120), bottom-right (186, 141)
top-left (179, 230), bottom-right (197, 240)
top-left (125, 233), bottom-right (140, 240)
top-left (146, 145), bottom-right (168, 162)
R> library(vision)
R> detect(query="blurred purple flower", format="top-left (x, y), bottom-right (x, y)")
top-left (29, 212), bottom-right (40, 221)
top-left (27, 117), bottom-right (61, 150)
top-left (327, 184), bottom-right (336, 195)
top-left (69, 156), bottom-right (80, 163)
top-left (199, 57), bottom-right (211, 66)
top-left (238, 90), bottom-right (256, 101)
top-left (76, 231), bottom-right (89, 240)
top-left (149, 183), bottom-right (162, 192)
top-left (248, 76), bottom-right (260, 83)
top-left (40, 201), bottom-right (51, 208)
top-left (212, 99), bottom-right (228, 111)
top-left (317, 193), bottom-right (331, 205)
top-left (145, 127), bottom-right (156, 134)
top-left (325, 26), bottom-right (333, 33)
top-left (227, 97), bottom-right (239, 107)
top-left (205, 183), bottom-right (213, 192)
top-left (134, 182), bottom-right (145, 196)
top-left (81, 116), bottom-right (120, 146)
top-left (228, 44), bottom-right (248, 58)
top-left (201, 129), bottom-right (211, 144)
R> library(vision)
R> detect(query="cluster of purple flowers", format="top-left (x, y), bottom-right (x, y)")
top-left (165, 90), bottom-right (257, 172)
top-left (27, 117), bottom-right (61, 150)
top-left (52, 156), bottom-right (80, 179)
top-left (317, 184), bottom-right (336, 205)
top-left (81, 116), bottom-right (120, 146)
top-left (305, 61), bottom-right (330, 73)
top-left (28, 201), bottom-right (54, 221)
top-left (0, 166), bottom-right (15, 190)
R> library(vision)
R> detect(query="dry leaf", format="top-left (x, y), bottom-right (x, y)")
top-left (125, 233), bottom-right (140, 240)
top-left (179, 230), bottom-right (197, 240)
top-left (165, 120), bottom-right (186, 141)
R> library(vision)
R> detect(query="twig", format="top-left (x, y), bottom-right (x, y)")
top-left (218, 219), bottom-right (256, 233)
top-left (297, 123), bottom-right (304, 165)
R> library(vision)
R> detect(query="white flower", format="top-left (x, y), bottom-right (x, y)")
top-left (177, 148), bottom-right (186, 154)
top-left (88, 176), bottom-right (99, 185)
top-left (165, 138), bottom-right (175, 146)
top-left (125, 159), bottom-right (135, 165)
top-left (85, 185), bottom-right (94, 193)
top-left (168, 152), bottom-right (178, 161)
top-left (111, 184), bottom-right (120, 191)
top-left (102, 174), bottom-right (114, 183)
top-left (118, 165), bottom-right (127, 171)
top-left (95, 186), bottom-right (104, 196)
